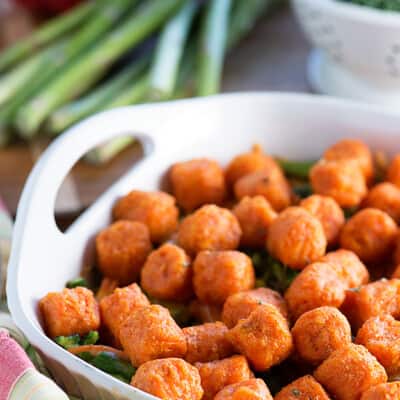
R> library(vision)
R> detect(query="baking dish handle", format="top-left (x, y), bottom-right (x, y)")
top-left (12, 103), bottom-right (173, 248)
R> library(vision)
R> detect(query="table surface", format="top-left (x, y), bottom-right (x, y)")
top-left (0, 6), bottom-right (311, 217)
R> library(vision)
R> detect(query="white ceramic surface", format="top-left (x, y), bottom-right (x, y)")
top-left (291, 0), bottom-right (400, 108)
top-left (7, 92), bottom-right (400, 399)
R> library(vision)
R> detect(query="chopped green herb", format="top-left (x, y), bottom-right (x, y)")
top-left (77, 351), bottom-right (136, 383)
top-left (54, 330), bottom-right (99, 349)
top-left (277, 159), bottom-right (316, 180)
top-left (82, 330), bottom-right (100, 345)
top-left (292, 183), bottom-right (313, 199)
top-left (66, 277), bottom-right (88, 289)
top-left (54, 334), bottom-right (81, 349)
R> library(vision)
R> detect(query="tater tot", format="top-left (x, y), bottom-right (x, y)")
top-left (232, 196), bottom-right (277, 248)
top-left (361, 382), bottom-right (400, 400)
top-left (323, 138), bottom-right (374, 183)
top-left (285, 262), bottom-right (347, 320)
top-left (340, 209), bottom-right (398, 264)
top-left (394, 234), bottom-right (400, 265)
top-left (310, 159), bottom-right (367, 208)
top-left (356, 315), bottom-right (400, 376)
top-left (222, 288), bottom-right (288, 328)
top-left (96, 220), bottom-right (152, 285)
top-left (113, 190), bottom-right (179, 243)
top-left (387, 154), bottom-right (400, 188)
top-left (177, 205), bottom-right (242, 255)
top-left (40, 287), bottom-right (100, 338)
top-left (100, 283), bottom-right (149, 346)
top-left (267, 207), bottom-right (327, 270)
top-left (225, 146), bottom-right (282, 188)
top-left (291, 306), bottom-right (352, 365)
top-left (214, 378), bottom-right (273, 400)
top-left (193, 250), bottom-right (255, 305)
top-left (183, 322), bottom-right (234, 364)
top-left (341, 279), bottom-right (400, 331)
top-left (131, 358), bottom-right (203, 400)
top-left (314, 343), bottom-right (387, 400)
top-left (140, 243), bottom-right (192, 301)
top-left (320, 249), bottom-right (369, 289)
top-left (363, 183), bottom-right (400, 223)
top-left (119, 304), bottom-right (187, 367)
top-left (227, 304), bottom-right (293, 371)
top-left (300, 194), bottom-right (345, 246)
top-left (169, 158), bottom-right (226, 212)
top-left (274, 375), bottom-right (331, 400)
top-left (234, 170), bottom-right (292, 212)
top-left (195, 355), bottom-right (254, 400)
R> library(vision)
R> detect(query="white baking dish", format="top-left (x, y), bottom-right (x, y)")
top-left (291, 0), bottom-right (400, 108)
top-left (7, 92), bottom-right (400, 400)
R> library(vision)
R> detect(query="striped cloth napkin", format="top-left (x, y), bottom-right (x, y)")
top-left (0, 196), bottom-right (79, 400)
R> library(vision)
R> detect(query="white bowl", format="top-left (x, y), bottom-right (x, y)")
top-left (291, 0), bottom-right (400, 108)
top-left (7, 92), bottom-right (400, 400)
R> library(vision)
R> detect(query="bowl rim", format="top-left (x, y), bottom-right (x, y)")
top-left (294, 0), bottom-right (400, 25)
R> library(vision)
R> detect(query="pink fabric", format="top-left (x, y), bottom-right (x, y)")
top-left (0, 331), bottom-right (34, 400)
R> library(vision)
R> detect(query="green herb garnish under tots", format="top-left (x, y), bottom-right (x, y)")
top-left (66, 277), bottom-right (88, 289)
top-left (249, 250), bottom-right (299, 293)
top-left (277, 159), bottom-right (316, 180)
top-left (339, 0), bottom-right (400, 11)
top-left (78, 351), bottom-right (136, 383)
top-left (54, 330), bottom-right (99, 349)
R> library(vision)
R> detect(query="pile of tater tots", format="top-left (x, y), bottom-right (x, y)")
top-left (39, 139), bottom-right (400, 400)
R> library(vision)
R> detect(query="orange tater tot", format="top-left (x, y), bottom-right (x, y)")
top-left (285, 262), bottom-right (347, 320)
top-left (274, 375), bottom-right (331, 400)
top-left (356, 315), bottom-right (400, 376)
top-left (341, 279), bottom-right (400, 331)
top-left (140, 243), bottom-right (192, 301)
top-left (169, 158), bottom-right (226, 212)
top-left (40, 287), bottom-right (100, 338)
top-left (310, 159), bottom-right (367, 208)
top-left (222, 287), bottom-right (288, 329)
top-left (234, 170), bottom-right (292, 212)
top-left (96, 220), bottom-right (152, 285)
top-left (195, 355), bottom-right (254, 400)
top-left (113, 190), bottom-right (179, 243)
top-left (314, 343), bottom-right (387, 400)
top-left (225, 146), bottom-right (282, 188)
top-left (340, 208), bottom-right (398, 264)
top-left (233, 196), bottom-right (277, 248)
top-left (387, 154), bottom-right (400, 188)
top-left (320, 249), bottom-right (369, 289)
top-left (267, 207), bottom-right (327, 270)
top-left (227, 304), bottom-right (293, 371)
top-left (193, 250), bottom-right (255, 305)
top-left (177, 205), bottom-right (242, 256)
top-left (214, 378), bottom-right (273, 400)
top-left (119, 304), bottom-right (187, 367)
top-left (183, 322), bottom-right (234, 364)
top-left (131, 358), bottom-right (203, 400)
top-left (99, 283), bottom-right (149, 346)
top-left (300, 194), bottom-right (345, 247)
top-left (323, 138), bottom-right (374, 183)
top-left (292, 306), bottom-right (352, 365)
top-left (361, 382), bottom-right (400, 400)
top-left (363, 183), bottom-right (400, 223)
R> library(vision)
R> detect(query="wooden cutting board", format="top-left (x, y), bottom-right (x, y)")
top-left (0, 5), bottom-right (311, 217)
